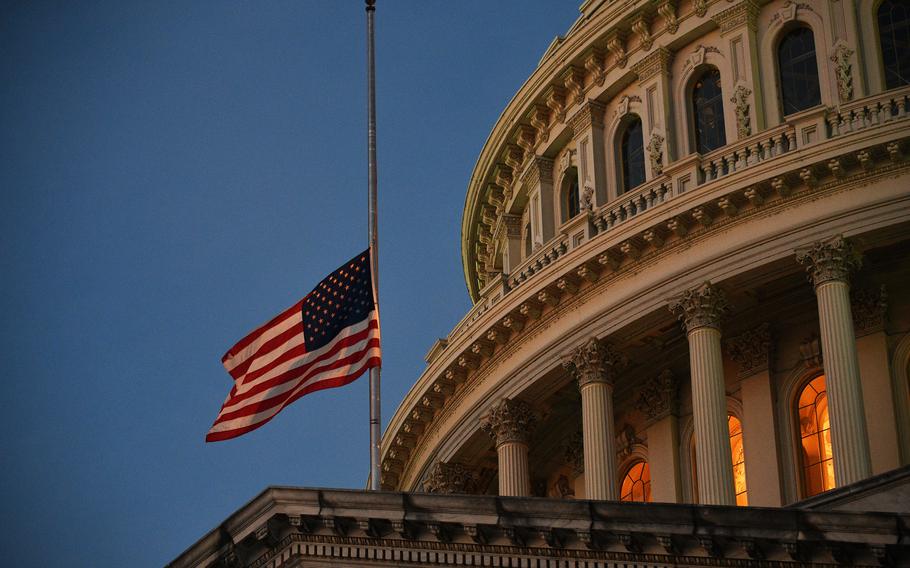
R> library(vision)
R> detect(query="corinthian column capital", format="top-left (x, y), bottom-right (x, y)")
top-left (562, 337), bottom-right (628, 387)
top-left (480, 398), bottom-right (537, 446)
top-left (423, 462), bottom-right (475, 494)
top-left (725, 323), bottom-right (772, 378)
top-left (668, 282), bottom-right (729, 333)
top-left (795, 235), bottom-right (862, 288)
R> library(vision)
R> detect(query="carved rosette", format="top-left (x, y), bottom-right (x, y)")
top-left (423, 462), bottom-right (476, 494)
top-left (562, 337), bottom-right (628, 387)
top-left (725, 323), bottom-right (772, 378)
top-left (563, 431), bottom-right (584, 474)
top-left (668, 282), bottom-right (730, 333)
top-left (635, 369), bottom-right (678, 421)
top-left (851, 285), bottom-right (887, 336)
top-left (480, 398), bottom-right (537, 447)
top-left (795, 235), bottom-right (862, 288)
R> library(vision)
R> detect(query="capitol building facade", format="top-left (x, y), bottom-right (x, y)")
top-left (171, 1), bottom-right (910, 566)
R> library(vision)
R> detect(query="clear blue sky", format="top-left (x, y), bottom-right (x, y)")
top-left (0, 2), bottom-right (579, 566)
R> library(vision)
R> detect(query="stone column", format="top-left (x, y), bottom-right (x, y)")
top-left (669, 282), bottom-right (736, 505)
top-left (481, 398), bottom-right (537, 497)
top-left (796, 236), bottom-right (872, 486)
top-left (635, 370), bottom-right (681, 503)
top-left (563, 338), bottom-right (625, 500)
top-left (726, 323), bottom-right (782, 506)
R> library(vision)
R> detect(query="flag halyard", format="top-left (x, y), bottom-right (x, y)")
top-left (207, 250), bottom-right (381, 442)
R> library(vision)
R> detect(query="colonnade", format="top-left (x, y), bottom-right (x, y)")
top-left (466, 235), bottom-right (874, 501)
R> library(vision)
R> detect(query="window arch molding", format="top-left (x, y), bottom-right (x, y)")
top-left (760, 9), bottom-right (836, 124)
top-left (674, 48), bottom-right (733, 156)
top-left (679, 396), bottom-right (746, 504)
top-left (558, 166), bottom-right (580, 224)
top-left (605, 93), bottom-right (647, 201)
top-left (616, 445), bottom-right (650, 501)
top-left (777, 362), bottom-right (827, 504)
top-left (612, 113), bottom-right (647, 194)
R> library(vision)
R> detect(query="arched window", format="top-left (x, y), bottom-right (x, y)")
top-left (523, 222), bottom-right (532, 258)
top-left (690, 414), bottom-right (749, 505)
top-left (797, 375), bottom-right (835, 497)
top-left (620, 461), bottom-right (651, 502)
top-left (620, 116), bottom-right (646, 192)
top-left (879, 0), bottom-right (910, 89)
top-left (729, 415), bottom-right (748, 506)
top-left (691, 68), bottom-right (726, 154)
top-left (565, 171), bottom-right (581, 220)
top-left (778, 27), bottom-right (822, 115)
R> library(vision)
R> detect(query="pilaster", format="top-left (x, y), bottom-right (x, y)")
top-left (712, 0), bottom-right (765, 134)
top-left (636, 370), bottom-right (681, 503)
top-left (632, 47), bottom-right (675, 170)
top-left (727, 323), bottom-right (782, 507)
top-left (851, 287), bottom-right (899, 475)
top-left (567, 100), bottom-right (608, 208)
top-left (521, 156), bottom-right (556, 243)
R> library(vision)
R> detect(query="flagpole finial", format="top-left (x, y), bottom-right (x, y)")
top-left (366, 0), bottom-right (375, 11)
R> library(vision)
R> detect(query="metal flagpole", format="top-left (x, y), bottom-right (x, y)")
top-left (366, 0), bottom-right (382, 491)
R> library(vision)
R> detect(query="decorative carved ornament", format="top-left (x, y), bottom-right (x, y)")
top-left (605, 29), bottom-right (628, 69)
top-left (521, 155), bottom-right (554, 189)
top-left (568, 100), bottom-right (606, 134)
top-left (851, 285), bottom-right (887, 336)
top-left (562, 65), bottom-right (586, 106)
top-left (423, 462), bottom-right (476, 494)
top-left (562, 337), bottom-right (628, 387)
top-left (657, 0), bottom-right (679, 34)
top-left (684, 45), bottom-right (721, 73)
top-left (712, 0), bottom-right (759, 34)
top-left (694, 0), bottom-right (708, 18)
top-left (668, 281), bottom-right (730, 333)
top-left (584, 47), bottom-right (606, 88)
top-left (564, 431), bottom-right (584, 474)
top-left (480, 398), bottom-right (537, 446)
top-left (831, 43), bottom-right (854, 103)
top-left (616, 423), bottom-right (642, 459)
top-left (545, 85), bottom-right (567, 123)
top-left (632, 47), bottom-right (671, 83)
top-left (725, 323), bottom-right (772, 378)
top-left (647, 133), bottom-right (664, 175)
top-left (799, 334), bottom-right (822, 369)
top-left (635, 369), bottom-right (678, 420)
top-left (795, 235), bottom-right (862, 288)
top-left (614, 94), bottom-right (641, 119)
top-left (632, 14), bottom-right (653, 51)
top-left (730, 85), bottom-right (752, 138)
top-left (771, 1), bottom-right (814, 27)
top-left (581, 184), bottom-right (595, 211)
top-left (559, 148), bottom-right (576, 173)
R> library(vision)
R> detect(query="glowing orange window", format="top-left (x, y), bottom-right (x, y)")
top-left (728, 415), bottom-right (748, 506)
top-left (620, 461), bottom-right (651, 502)
top-left (798, 375), bottom-right (835, 497)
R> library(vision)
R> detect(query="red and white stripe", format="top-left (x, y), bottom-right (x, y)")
top-left (206, 299), bottom-right (381, 442)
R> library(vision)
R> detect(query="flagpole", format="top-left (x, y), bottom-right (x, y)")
top-left (366, 0), bottom-right (382, 491)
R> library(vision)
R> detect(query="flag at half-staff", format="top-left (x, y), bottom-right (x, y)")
top-left (207, 250), bottom-right (381, 442)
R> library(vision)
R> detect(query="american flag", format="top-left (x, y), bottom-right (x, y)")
top-left (206, 250), bottom-right (381, 442)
